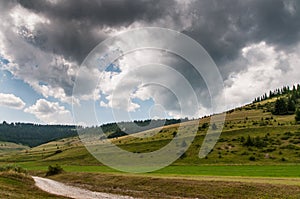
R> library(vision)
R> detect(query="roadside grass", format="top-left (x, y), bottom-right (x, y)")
top-left (0, 170), bottom-right (68, 198)
top-left (49, 172), bottom-right (300, 199)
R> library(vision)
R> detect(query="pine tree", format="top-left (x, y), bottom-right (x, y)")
top-left (269, 90), bottom-right (273, 98)
top-left (244, 135), bottom-right (253, 147)
top-left (295, 109), bottom-right (300, 123)
top-left (273, 98), bottom-right (288, 115)
top-left (287, 98), bottom-right (296, 113)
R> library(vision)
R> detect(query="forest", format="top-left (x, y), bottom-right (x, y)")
top-left (0, 118), bottom-right (185, 147)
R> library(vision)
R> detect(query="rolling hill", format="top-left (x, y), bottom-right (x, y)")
top-left (1, 85), bottom-right (300, 167)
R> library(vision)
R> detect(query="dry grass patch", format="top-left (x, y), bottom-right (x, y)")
top-left (50, 172), bottom-right (300, 199)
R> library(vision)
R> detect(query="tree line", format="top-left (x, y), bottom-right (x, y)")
top-left (0, 118), bottom-right (186, 146)
top-left (253, 84), bottom-right (300, 103)
top-left (0, 122), bottom-right (77, 147)
top-left (252, 84), bottom-right (300, 122)
top-left (90, 118), bottom-right (185, 139)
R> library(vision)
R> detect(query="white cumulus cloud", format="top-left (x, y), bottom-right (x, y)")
top-left (24, 99), bottom-right (73, 124)
top-left (0, 93), bottom-right (25, 110)
top-left (223, 41), bottom-right (300, 110)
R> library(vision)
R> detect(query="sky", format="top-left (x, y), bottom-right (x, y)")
top-left (0, 0), bottom-right (300, 125)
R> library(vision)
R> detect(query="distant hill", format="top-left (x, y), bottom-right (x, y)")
top-left (0, 141), bottom-right (29, 155)
top-left (94, 118), bottom-right (185, 139)
top-left (0, 123), bottom-right (77, 147)
top-left (0, 119), bottom-right (184, 148)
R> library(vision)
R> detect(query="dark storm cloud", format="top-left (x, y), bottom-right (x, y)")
top-left (16, 0), bottom-right (176, 63)
top-left (184, 0), bottom-right (300, 74)
top-left (18, 0), bottom-right (173, 26)
top-left (12, 0), bottom-right (300, 69)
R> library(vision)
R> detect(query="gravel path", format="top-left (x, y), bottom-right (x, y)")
top-left (32, 176), bottom-right (135, 199)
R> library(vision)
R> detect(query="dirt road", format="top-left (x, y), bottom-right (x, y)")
top-left (32, 176), bottom-right (135, 199)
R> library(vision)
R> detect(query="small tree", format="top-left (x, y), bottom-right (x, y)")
top-left (295, 109), bottom-right (300, 123)
top-left (287, 98), bottom-right (296, 113)
top-left (46, 164), bottom-right (64, 176)
top-left (273, 98), bottom-right (288, 115)
top-left (244, 135), bottom-right (253, 147)
top-left (201, 123), bottom-right (209, 129)
top-left (240, 136), bottom-right (245, 143)
top-left (172, 131), bottom-right (177, 138)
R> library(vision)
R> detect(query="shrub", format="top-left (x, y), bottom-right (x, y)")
top-left (244, 135), bottom-right (267, 148)
top-left (172, 131), bottom-right (177, 137)
top-left (261, 147), bottom-right (276, 153)
top-left (241, 151), bottom-right (249, 155)
top-left (295, 109), bottom-right (300, 123)
top-left (46, 164), bottom-right (64, 176)
top-left (201, 123), bottom-right (209, 129)
top-left (290, 139), bottom-right (300, 144)
top-left (218, 138), bottom-right (227, 142)
top-left (240, 136), bottom-right (245, 143)
top-left (54, 149), bottom-right (62, 154)
top-left (180, 152), bottom-right (187, 159)
top-left (249, 156), bottom-right (256, 161)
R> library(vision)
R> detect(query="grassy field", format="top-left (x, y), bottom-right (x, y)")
top-left (47, 172), bottom-right (300, 199)
top-left (17, 164), bottom-right (300, 178)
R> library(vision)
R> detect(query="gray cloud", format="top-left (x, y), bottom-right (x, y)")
top-left (17, 0), bottom-right (176, 63)
top-left (3, 0), bottom-right (300, 70)
top-left (184, 0), bottom-right (300, 76)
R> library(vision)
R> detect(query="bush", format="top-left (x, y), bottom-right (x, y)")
top-left (249, 156), bottom-right (256, 161)
top-left (201, 123), bottom-right (209, 129)
top-left (54, 149), bottom-right (62, 154)
top-left (46, 164), bottom-right (64, 176)
top-left (244, 135), bottom-right (267, 148)
top-left (172, 131), bottom-right (177, 137)
top-left (295, 109), bottom-right (300, 123)
top-left (241, 151), bottom-right (249, 155)
top-left (180, 152), bottom-right (187, 159)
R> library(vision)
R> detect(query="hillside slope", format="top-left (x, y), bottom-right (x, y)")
top-left (2, 85), bottom-right (300, 166)
top-left (3, 105), bottom-right (300, 166)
